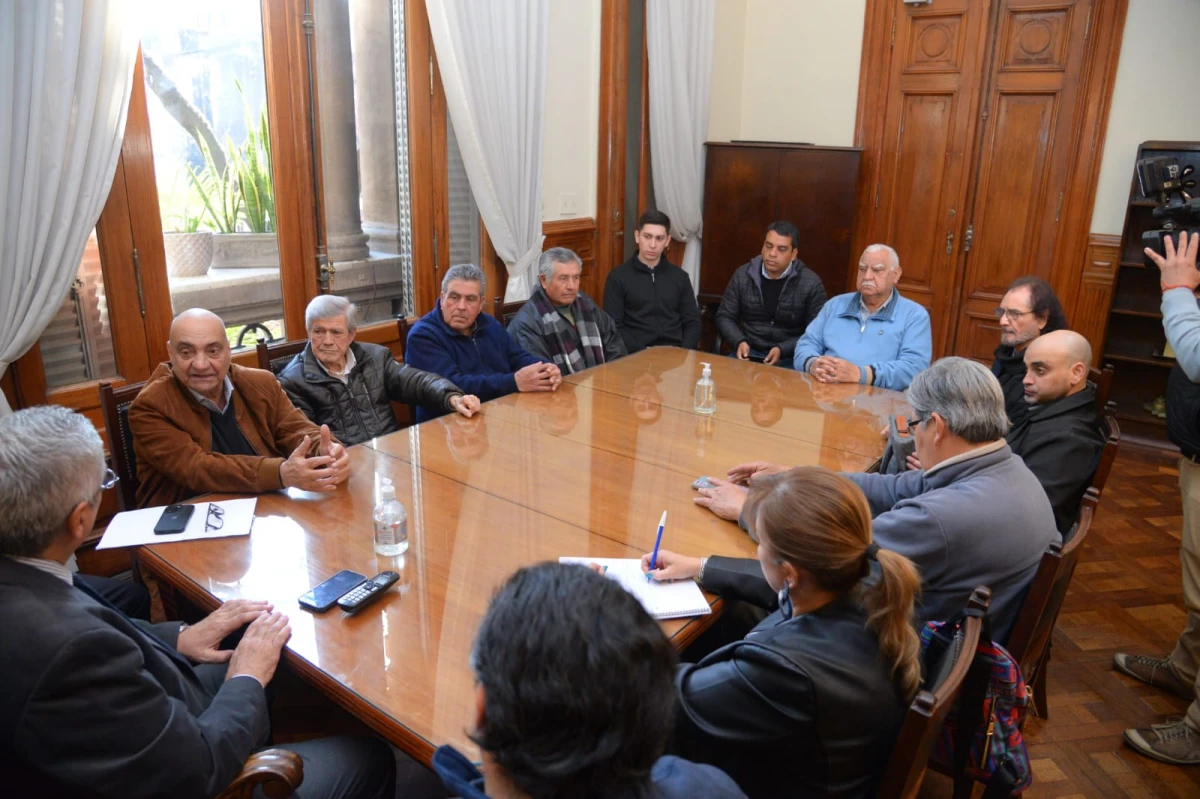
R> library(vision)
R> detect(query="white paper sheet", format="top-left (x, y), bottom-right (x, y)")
top-left (96, 498), bottom-right (257, 550)
top-left (559, 558), bottom-right (712, 619)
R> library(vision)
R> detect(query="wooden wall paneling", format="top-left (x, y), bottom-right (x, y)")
top-left (951, 0), bottom-right (1097, 360)
top-left (697, 146), bottom-right (779, 297)
top-left (775, 148), bottom-right (863, 293)
top-left (543, 217), bottom-right (599, 299)
top-left (1075, 233), bottom-right (1120, 366)
top-left (1049, 0), bottom-right (1128, 327)
top-left (261, 0), bottom-right (322, 339)
top-left (405, 0), bottom-right (441, 317)
top-left (866, 0), bottom-right (993, 356)
top-left (596, 0), bottom-right (629, 284)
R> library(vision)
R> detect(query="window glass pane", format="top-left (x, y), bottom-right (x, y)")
top-left (315, 0), bottom-right (411, 325)
top-left (447, 116), bottom-right (480, 270)
top-left (142, 3), bottom-right (286, 348)
top-left (37, 231), bottom-right (119, 389)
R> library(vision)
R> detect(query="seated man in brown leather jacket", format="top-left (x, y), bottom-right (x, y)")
top-left (278, 296), bottom-right (480, 445)
top-left (129, 309), bottom-right (351, 508)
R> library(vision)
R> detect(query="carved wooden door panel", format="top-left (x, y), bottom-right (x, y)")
top-left (871, 0), bottom-right (991, 354)
top-left (951, 0), bottom-right (1094, 359)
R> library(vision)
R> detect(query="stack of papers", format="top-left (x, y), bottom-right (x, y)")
top-left (96, 498), bottom-right (257, 550)
top-left (559, 557), bottom-right (712, 619)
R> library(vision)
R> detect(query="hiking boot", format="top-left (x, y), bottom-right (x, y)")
top-left (1125, 719), bottom-right (1200, 765)
top-left (1113, 653), bottom-right (1195, 700)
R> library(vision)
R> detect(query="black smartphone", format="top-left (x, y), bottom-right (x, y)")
top-left (298, 570), bottom-right (367, 613)
top-left (154, 504), bottom-right (195, 535)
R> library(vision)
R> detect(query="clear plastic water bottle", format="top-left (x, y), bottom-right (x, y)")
top-left (373, 479), bottom-right (408, 556)
top-left (694, 361), bottom-right (717, 415)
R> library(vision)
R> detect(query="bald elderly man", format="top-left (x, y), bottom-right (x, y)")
top-left (129, 309), bottom-right (350, 508)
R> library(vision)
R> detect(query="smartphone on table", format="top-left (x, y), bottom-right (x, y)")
top-left (154, 504), bottom-right (195, 535)
top-left (298, 570), bottom-right (367, 613)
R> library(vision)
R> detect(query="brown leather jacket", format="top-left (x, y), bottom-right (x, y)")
top-left (129, 362), bottom-right (327, 508)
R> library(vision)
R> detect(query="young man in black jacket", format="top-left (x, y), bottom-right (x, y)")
top-left (1006, 329), bottom-right (1105, 533)
top-left (714, 220), bottom-right (827, 366)
top-left (604, 210), bottom-right (701, 353)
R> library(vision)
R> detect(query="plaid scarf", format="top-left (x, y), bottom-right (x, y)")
top-left (529, 287), bottom-right (607, 375)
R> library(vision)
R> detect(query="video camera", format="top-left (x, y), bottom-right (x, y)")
top-left (1138, 156), bottom-right (1200, 265)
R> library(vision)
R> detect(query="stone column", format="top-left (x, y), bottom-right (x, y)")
top-left (316, 0), bottom-right (371, 263)
top-left (350, 0), bottom-right (402, 254)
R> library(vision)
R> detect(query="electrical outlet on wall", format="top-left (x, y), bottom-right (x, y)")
top-left (559, 193), bottom-right (578, 216)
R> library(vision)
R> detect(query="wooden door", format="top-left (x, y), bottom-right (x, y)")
top-left (951, 0), bottom-right (1095, 358)
top-left (869, 0), bottom-right (993, 354)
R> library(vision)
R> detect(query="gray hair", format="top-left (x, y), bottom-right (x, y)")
top-left (0, 406), bottom-right (106, 557)
top-left (441, 263), bottom-right (486, 294)
top-left (305, 294), bottom-right (358, 333)
top-left (906, 357), bottom-right (1009, 443)
top-left (864, 243), bottom-right (900, 270)
top-left (538, 247), bottom-right (582, 281)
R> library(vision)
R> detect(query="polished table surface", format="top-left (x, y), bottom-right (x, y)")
top-left (135, 348), bottom-right (910, 763)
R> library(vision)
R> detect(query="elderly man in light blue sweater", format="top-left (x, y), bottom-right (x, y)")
top-left (698, 357), bottom-right (1058, 643)
top-left (792, 244), bottom-right (932, 391)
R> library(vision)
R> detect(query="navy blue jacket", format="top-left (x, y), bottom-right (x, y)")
top-left (405, 303), bottom-right (542, 421)
top-left (431, 745), bottom-right (746, 799)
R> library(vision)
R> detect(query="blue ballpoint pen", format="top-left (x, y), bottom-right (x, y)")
top-left (646, 511), bottom-right (667, 582)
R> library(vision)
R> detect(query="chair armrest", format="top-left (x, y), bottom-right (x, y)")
top-left (215, 748), bottom-right (304, 799)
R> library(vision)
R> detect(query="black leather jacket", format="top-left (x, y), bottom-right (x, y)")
top-left (278, 342), bottom-right (462, 445)
top-left (673, 557), bottom-right (906, 799)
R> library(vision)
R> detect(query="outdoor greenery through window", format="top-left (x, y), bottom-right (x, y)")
top-left (143, 3), bottom-right (286, 348)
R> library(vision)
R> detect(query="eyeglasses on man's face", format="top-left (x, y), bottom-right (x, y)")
top-left (993, 307), bottom-right (1035, 321)
top-left (100, 468), bottom-right (119, 492)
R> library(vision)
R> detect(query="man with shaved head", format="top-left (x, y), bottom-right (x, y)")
top-left (129, 309), bottom-right (351, 508)
top-left (1006, 329), bottom-right (1106, 532)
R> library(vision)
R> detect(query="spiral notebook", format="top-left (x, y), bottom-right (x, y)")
top-left (559, 558), bottom-right (712, 620)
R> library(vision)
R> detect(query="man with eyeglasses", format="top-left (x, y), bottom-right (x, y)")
top-left (0, 406), bottom-right (397, 798)
top-left (72, 468), bottom-right (152, 620)
top-left (991, 276), bottom-right (1070, 426)
top-left (792, 244), bottom-right (931, 391)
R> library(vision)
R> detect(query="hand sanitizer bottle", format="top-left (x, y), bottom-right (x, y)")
top-left (373, 479), bottom-right (408, 556)
top-left (694, 362), bottom-right (717, 415)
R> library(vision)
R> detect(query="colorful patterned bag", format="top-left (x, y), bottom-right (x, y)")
top-left (921, 609), bottom-right (1033, 797)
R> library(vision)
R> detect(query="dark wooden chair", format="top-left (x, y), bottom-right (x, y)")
top-left (256, 338), bottom-right (307, 376)
top-left (1004, 490), bottom-right (1097, 720)
top-left (98, 380), bottom-right (147, 512)
top-left (1088, 412), bottom-right (1121, 499)
top-left (1088, 364), bottom-right (1114, 415)
top-left (215, 748), bottom-right (303, 798)
top-left (877, 587), bottom-right (991, 799)
top-left (493, 295), bottom-right (525, 328)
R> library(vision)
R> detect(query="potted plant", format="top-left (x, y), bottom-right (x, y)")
top-left (163, 206), bottom-right (213, 278)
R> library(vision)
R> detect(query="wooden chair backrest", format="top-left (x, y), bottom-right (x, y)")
top-left (1088, 364), bottom-right (1114, 415)
top-left (98, 380), bottom-right (147, 512)
top-left (1088, 413), bottom-right (1121, 498)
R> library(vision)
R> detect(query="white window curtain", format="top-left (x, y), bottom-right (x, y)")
top-left (425, 0), bottom-right (548, 303)
top-left (0, 0), bottom-right (140, 415)
top-left (646, 0), bottom-right (715, 292)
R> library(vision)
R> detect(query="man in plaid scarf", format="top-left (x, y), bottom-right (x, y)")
top-left (508, 248), bottom-right (627, 375)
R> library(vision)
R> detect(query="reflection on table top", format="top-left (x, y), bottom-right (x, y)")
top-left (135, 348), bottom-right (904, 764)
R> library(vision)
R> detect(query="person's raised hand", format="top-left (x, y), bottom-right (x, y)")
top-left (1147, 231), bottom-right (1200, 292)
top-left (177, 599), bottom-right (273, 664)
top-left (764, 346), bottom-right (782, 366)
top-left (515, 363), bottom-right (556, 393)
top-left (450, 394), bottom-right (481, 418)
top-left (640, 549), bottom-right (703, 582)
top-left (280, 435), bottom-right (336, 492)
top-left (694, 477), bottom-right (749, 522)
top-left (726, 461), bottom-right (785, 485)
top-left (226, 611), bottom-right (291, 687)
top-left (323, 441), bottom-right (351, 486)
top-left (906, 453), bottom-right (922, 471)
top-left (736, 341), bottom-right (751, 360)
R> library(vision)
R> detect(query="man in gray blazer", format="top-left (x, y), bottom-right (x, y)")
top-left (0, 406), bottom-right (395, 798)
top-left (700, 357), bottom-right (1059, 642)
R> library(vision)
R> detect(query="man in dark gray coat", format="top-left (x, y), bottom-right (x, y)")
top-left (0, 406), bottom-right (395, 798)
top-left (279, 295), bottom-right (481, 443)
top-left (715, 221), bottom-right (827, 366)
top-left (508, 247), bottom-right (626, 374)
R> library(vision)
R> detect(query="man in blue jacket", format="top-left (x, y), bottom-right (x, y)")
top-left (792, 244), bottom-right (932, 391)
top-left (406, 264), bottom-right (561, 422)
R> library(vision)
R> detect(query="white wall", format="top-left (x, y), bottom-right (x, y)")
top-left (542, 0), bottom-right (600, 220)
top-left (708, 0), bottom-right (865, 146)
top-left (1091, 0), bottom-right (1200, 235)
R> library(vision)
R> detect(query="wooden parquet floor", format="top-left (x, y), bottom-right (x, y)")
top-left (922, 444), bottom-right (1200, 798)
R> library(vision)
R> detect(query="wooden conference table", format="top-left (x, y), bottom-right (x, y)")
top-left (135, 348), bottom-right (910, 763)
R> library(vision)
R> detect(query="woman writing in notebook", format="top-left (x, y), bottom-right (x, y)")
top-left (642, 466), bottom-right (921, 799)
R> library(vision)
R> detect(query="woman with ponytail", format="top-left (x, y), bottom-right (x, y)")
top-left (643, 466), bottom-right (921, 798)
